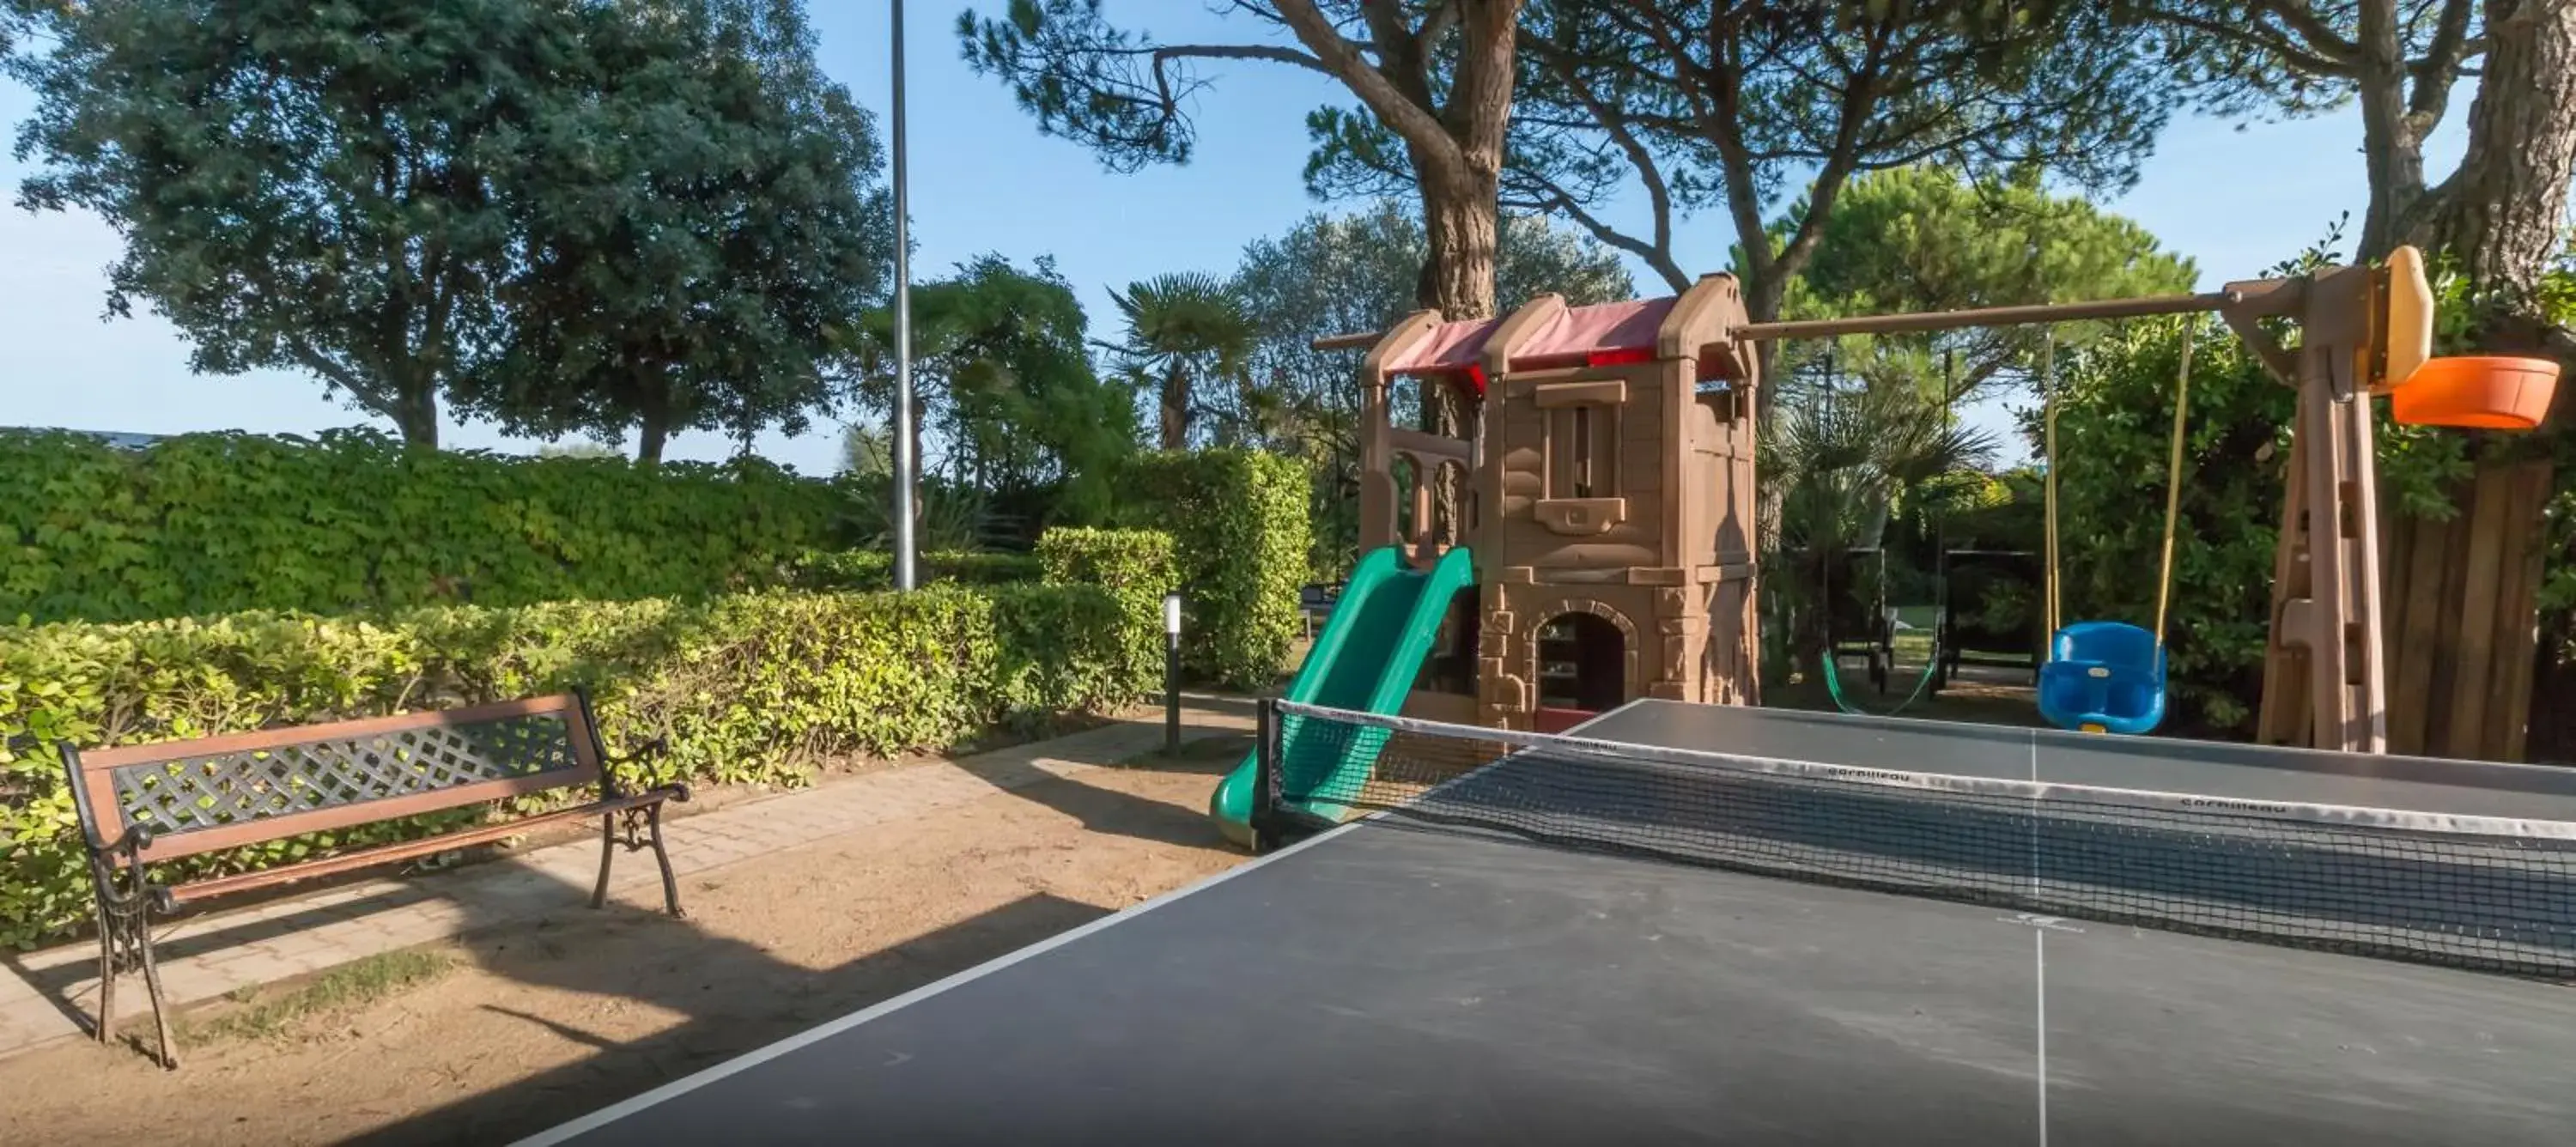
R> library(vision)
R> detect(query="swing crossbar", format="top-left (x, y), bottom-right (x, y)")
top-left (1734, 292), bottom-right (2239, 342)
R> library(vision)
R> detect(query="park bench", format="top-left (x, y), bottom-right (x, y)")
top-left (62, 692), bottom-right (689, 1068)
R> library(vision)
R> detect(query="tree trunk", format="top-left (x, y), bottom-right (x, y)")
top-left (1415, 162), bottom-right (1503, 321)
top-left (2429, 0), bottom-right (2576, 319)
top-left (390, 379), bottom-right (440, 451)
top-left (1159, 360), bottom-right (1189, 451)
top-left (636, 385), bottom-right (671, 466)
top-left (2354, 0), bottom-right (2430, 259)
top-left (1413, 160), bottom-right (1501, 549)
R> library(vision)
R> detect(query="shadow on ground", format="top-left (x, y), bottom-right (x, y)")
top-left (340, 887), bottom-right (1110, 1145)
top-left (1766, 669), bottom-right (2043, 727)
top-left (973, 733), bottom-right (1250, 851)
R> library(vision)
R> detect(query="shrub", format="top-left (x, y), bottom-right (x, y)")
top-left (0, 583), bottom-right (1149, 946)
top-left (1039, 527), bottom-right (1179, 694)
top-left (0, 428), bottom-right (843, 625)
top-left (1126, 450), bottom-right (1310, 689)
top-left (786, 549), bottom-right (1044, 591)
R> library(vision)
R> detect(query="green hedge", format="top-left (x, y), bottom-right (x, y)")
top-left (787, 549), bottom-right (1044, 591)
top-left (1127, 450), bottom-right (1310, 689)
top-left (0, 583), bottom-right (1147, 946)
top-left (0, 428), bottom-right (843, 624)
top-left (1039, 527), bottom-right (1179, 693)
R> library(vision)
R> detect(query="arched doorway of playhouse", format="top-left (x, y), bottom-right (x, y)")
top-left (1534, 610), bottom-right (1628, 733)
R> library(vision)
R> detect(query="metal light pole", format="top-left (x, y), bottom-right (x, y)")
top-left (890, 0), bottom-right (917, 591)
top-left (1163, 592), bottom-right (1185, 756)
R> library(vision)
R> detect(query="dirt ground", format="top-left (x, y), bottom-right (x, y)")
top-left (0, 742), bottom-right (1248, 1147)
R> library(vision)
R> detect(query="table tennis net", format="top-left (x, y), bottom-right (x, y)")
top-left (1253, 702), bottom-right (2576, 979)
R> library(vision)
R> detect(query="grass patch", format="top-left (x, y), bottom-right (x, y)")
top-left (183, 947), bottom-right (458, 1043)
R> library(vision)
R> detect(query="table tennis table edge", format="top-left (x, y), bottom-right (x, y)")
top-left (508, 701), bottom-right (1643, 1146)
top-left (505, 810), bottom-right (1380, 1146)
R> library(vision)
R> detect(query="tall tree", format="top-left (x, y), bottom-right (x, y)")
top-left (1310, 2), bottom-right (2173, 375)
top-left (6, 0), bottom-right (566, 448)
top-left (1109, 272), bottom-right (1255, 451)
top-left (1780, 166), bottom-right (2200, 405)
top-left (876, 254), bottom-right (1138, 526)
top-left (470, 0), bottom-right (893, 464)
top-left (957, 0), bottom-right (1523, 322)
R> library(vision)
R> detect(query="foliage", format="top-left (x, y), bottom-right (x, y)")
top-left (958, 0), bottom-right (1526, 318)
top-left (3, 0), bottom-right (552, 446)
top-left (1124, 450), bottom-right (1311, 689)
top-left (1761, 379), bottom-right (1999, 680)
top-left (0, 429), bottom-right (841, 625)
top-left (1229, 203), bottom-right (1633, 578)
top-left (858, 254), bottom-right (1138, 527)
top-left (0, 580), bottom-right (1151, 945)
top-left (1777, 167), bottom-right (2201, 407)
top-left (1038, 527), bottom-right (1180, 695)
top-left (840, 420), bottom-right (895, 479)
top-left (3, 0), bottom-right (890, 456)
top-left (1398, 1), bottom-right (2182, 338)
top-left (834, 475), bottom-right (1006, 553)
top-left (1111, 272), bottom-right (1255, 452)
top-left (785, 549), bottom-right (1044, 592)
top-left (465, 0), bottom-right (895, 463)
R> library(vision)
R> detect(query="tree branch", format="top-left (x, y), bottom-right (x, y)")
top-left (1773, 16), bottom-right (1895, 284)
top-left (1512, 166), bottom-right (1689, 289)
top-left (1271, 0), bottom-right (1461, 171)
top-left (290, 341), bottom-right (393, 415)
top-left (1151, 43), bottom-right (1332, 76)
top-left (2148, 6), bottom-right (2354, 76)
top-left (2254, 0), bottom-right (2363, 62)
top-left (1536, 45), bottom-right (1680, 283)
top-left (2402, 0), bottom-right (2477, 126)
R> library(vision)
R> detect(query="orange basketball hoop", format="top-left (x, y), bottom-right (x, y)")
top-left (2387, 356), bottom-right (2561, 430)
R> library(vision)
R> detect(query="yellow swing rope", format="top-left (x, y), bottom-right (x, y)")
top-left (2042, 323), bottom-right (2196, 653)
top-left (2040, 336), bottom-right (2061, 640)
top-left (2152, 321), bottom-right (2195, 650)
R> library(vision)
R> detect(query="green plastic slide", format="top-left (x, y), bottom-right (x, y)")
top-left (1210, 545), bottom-right (1476, 847)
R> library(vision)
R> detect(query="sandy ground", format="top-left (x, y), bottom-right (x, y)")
top-left (0, 742), bottom-right (1247, 1146)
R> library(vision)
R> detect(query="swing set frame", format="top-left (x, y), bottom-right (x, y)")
top-left (1731, 246), bottom-right (2465, 753)
top-left (1312, 246), bottom-right (2554, 755)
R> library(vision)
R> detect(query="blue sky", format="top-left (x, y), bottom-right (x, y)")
top-left (0, 3), bottom-right (2463, 474)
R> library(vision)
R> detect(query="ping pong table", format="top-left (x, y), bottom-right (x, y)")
top-left (519, 699), bottom-right (2576, 1145)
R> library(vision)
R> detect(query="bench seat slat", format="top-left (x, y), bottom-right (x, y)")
top-left (158, 789), bottom-right (681, 905)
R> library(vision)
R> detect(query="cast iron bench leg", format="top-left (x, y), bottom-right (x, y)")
top-left (589, 799), bottom-right (687, 919)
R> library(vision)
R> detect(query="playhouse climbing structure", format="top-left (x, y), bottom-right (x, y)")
top-left (1354, 274), bottom-right (1764, 732)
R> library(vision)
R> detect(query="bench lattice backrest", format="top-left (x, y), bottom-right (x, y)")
top-left (66, 695), bottom-right (608, 862)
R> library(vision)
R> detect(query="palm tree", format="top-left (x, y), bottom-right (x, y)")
top-left (1762, 368), bottom-right (1999, 686)
top-left (1109, 272), bottom-right (1255, 451)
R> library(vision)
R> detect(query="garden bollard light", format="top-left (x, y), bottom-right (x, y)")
top-left (1163, 592), bottom-right (1183, 756)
